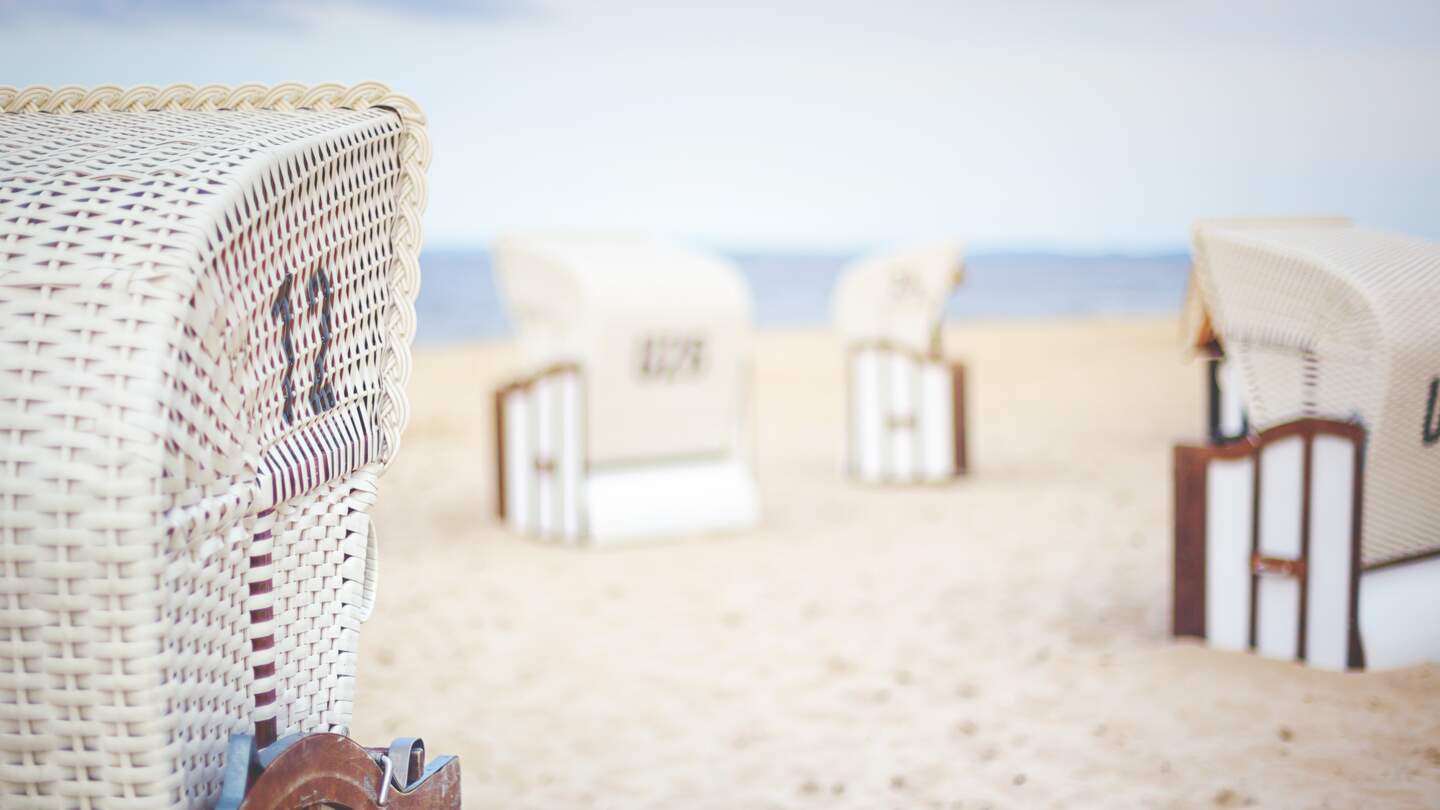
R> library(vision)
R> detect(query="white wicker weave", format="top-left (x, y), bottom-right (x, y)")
top-left (0, 83), bottom-right (429, 809)
top-left (1182, 217), bottom-right (1351, 354)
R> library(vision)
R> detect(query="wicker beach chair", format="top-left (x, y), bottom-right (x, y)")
top-left (0, 83), bottom-right (457, 809)
top-left (832, 243), bottom-right (967, 484)
top-left (491, 233), bottom-right (760, 545)
top-left (1172, 219), bottom-right (1440, 671)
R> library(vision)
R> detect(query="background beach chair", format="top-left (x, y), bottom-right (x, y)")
top-left (492, 233), bottom-right (760, 546)
top-left (0, 83), bottom-right (456, 809)
top-left (832, 243), bottom-right (967, 484)
top-left (1173, 219), bottom-right (1440, 671)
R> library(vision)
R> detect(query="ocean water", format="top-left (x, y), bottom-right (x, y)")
top-left (414, 250), bottom-right (1190, 345)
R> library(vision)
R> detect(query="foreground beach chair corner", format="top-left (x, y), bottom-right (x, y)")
top-left (0, 82), bottom-right (458, 808)
top-left (832, 242), bottom-right (968, 484)
top-left (1172, 217), bottom-right (1440, 671)
top-left (491, 233), bottom-right (761, 546)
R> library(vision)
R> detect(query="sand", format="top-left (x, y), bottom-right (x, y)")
top-left (351, 316), bottom-right (1440, 809)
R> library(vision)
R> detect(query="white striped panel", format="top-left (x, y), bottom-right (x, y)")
top-left (504, 389), bottom-right (533, 534)
top-left (884, 351), bottom-right (917, 482)
top-left (1255, 437), bottom-right (1304, 661)
top-left (535, 375), bottom-right (559, 538)
top-left (851, 350), bottom-right (884, 483)
top-left (559, 372), bottom-right (584, 543)
top-left (1305, 433), bottom-right (1357, 670)
top-left (918, 363), bottom-right (954, 481)
top-left (1206, 456), bottom-right (1254, 652)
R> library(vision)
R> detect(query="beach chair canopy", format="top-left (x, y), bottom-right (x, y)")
top-left (832, 242), bottom-right (964, 357)
top-left (0, 83), bottom-right (428, 809)
top-left (494, 233), bottom-right (755, 466)
top-left (1182, 217), bottom-right (1351, 353)
top-left (1191, 221), bottom-right (1440, 567)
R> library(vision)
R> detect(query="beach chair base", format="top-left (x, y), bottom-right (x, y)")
top-left (218, 733), bottom-right (461, 809)
top-left (846, 343), bottom-right (967, 484)
top-left (495, 366), bottom-right (760, 544)
top-left (1172, 416), bottom-right (1440, 670)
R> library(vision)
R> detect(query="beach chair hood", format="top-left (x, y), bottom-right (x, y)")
top-left (494, 233), bottom-right (755, 465)
top-left (1183, 217), bottom-right (1351, 355)
top-left (832, 242), bottom-right (963, 357)
top-left (1192, 222), bottom-right (1440, 567)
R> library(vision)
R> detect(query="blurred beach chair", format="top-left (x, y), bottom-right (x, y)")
top-left (492, 233), bottom-right (760, 545)
top-left (832, 243), bottom-right (967, 483)
top-left (1173, 218), bottom-right (1440, 671)
top-left (0, 83), bottom-right (458, 809)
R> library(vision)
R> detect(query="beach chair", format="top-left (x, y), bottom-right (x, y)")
top-left (492, 233), bottom-right (760, 545)
top-left (1172, 219), bottom-right (1440, 671)
top-left (0, 83), bottom-right (458, 808)
top-left (832, 243), bottom-right (967, 484)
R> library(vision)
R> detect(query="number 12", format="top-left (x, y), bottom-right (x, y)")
top-left (271, 269), bottom-right (337, 424)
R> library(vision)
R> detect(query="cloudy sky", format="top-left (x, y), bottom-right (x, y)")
top-left (3, 0), bottom-right (1438, 251)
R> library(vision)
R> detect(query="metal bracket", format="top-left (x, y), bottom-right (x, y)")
top-left (217, 732), bottom-right (461, 810)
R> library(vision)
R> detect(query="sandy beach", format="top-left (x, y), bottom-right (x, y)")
top-left (352, 316), bottom-right (1440, 809)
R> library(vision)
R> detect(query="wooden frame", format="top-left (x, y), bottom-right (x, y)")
top-left (493, 357), bottom-right (761, 545)
top-left (1203, 341), bottom-right (1249, 446)
top-left (1173, 417), bottom-right (1366, 668)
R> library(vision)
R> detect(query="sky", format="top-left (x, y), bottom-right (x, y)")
top-left (2, 0), bottom-right (1439, 252)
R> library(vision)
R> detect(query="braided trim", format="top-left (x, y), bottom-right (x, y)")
top-left (0, 81), bottom-right (431, 466)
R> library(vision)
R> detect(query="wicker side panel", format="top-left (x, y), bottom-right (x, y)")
top-left (263, 468), bottom-right (379, 739)
top-left (0, 272), bottom-right (244, 810)
top-left (213, 111), bottom-right (403, 461)
top-left (147, 108), bottom-right (403, 805)
top-left (217, 114), bottom-right (402, 753)
top-left (165, 523), bottom-right (255, 806)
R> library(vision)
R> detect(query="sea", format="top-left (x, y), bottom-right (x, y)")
top-left (414, 250), bottom-right (1191, 345)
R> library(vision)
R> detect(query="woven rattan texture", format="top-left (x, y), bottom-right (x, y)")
top-left (0, 83), bottom-right (429, 809)
top-left (1194, 226), bottom-right (1440, 567)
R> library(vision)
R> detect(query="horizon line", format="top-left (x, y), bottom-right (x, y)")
top-left (419, 241), bottom-right (1192, 259)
